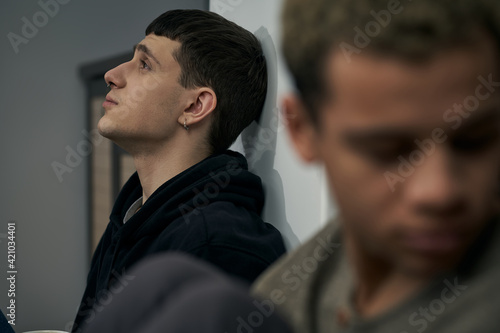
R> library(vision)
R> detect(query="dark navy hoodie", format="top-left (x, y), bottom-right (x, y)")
top-left (72, 150), bottom-right (286, 331)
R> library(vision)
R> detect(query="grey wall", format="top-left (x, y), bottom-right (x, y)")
top-left (0, 0), bottom-right (208, 331)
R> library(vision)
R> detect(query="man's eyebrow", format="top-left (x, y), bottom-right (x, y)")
top-left (456, 107), bottom-right (499, 132)
top-left (344, 108), bottom-right (499, 145)
top-left (344, 127), bottom-right (415, 145)
top-left (133, 43), bottom-right (161, 67)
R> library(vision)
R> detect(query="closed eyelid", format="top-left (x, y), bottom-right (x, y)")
top-left (344, 130), bottom-right (415, 152)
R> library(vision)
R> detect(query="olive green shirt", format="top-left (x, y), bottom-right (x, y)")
top-left (252, 217), bottom-right (500, 333)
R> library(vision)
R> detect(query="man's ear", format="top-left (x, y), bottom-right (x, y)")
top-left (178, 88), bottom-right (217, 128)
top-left (283, 94), bottom-right (320, 163)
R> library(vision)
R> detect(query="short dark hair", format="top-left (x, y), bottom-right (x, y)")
top-left (146, 9), bottom-right (267, 154)
top-left (282, 0), bottom-right (500, 123)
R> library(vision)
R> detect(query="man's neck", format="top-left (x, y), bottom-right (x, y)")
top-left (132, 142), bottom-right (210, 204)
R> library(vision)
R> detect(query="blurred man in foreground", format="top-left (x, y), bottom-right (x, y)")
top-left (254, 0), bottom-right (500, 332)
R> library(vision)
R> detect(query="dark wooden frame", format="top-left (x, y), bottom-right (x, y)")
top-left (79, 52), bottom-right (132, 259)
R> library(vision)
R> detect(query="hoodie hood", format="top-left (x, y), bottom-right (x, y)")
top-left (109, 150), bottom-right (265, 243)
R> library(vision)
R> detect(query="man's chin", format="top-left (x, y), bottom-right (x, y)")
top-left (96, 129), bottom-right (136, 154)
top-left (96, 127), bottom-right (108, 138)
top-left (97, 120), bottom-right (119, 141)
top-left (96, 126), bottom-right (126, 148)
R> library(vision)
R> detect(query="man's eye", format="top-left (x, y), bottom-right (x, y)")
top-left (140, 60), bottom-right (151, 70)
top-left (369, 151), bottom-right (399, 164)
top-left (452, 134), bottom-right (498, 153)
top-left (365, 146), bottom-right (412, 165)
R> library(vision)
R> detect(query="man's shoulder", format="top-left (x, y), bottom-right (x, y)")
top-left (251, 219), bottom-right (343, 329)
top-left (192, 201), bottom-right (285, 259)
top-left (147, 200), bottom-right (285, 282)
top-left (253, 218), bottom-right (341, 286)
top-left (251, 217), bottom-right (500, 333)
top-left (154, 201), bottom-right (285, 256)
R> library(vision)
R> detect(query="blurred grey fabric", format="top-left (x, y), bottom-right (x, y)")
top-left (80, 253), bottom-right (292, 333)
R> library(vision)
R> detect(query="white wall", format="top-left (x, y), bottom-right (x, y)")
top-left (211, 0), bottom-right (338, 249)
top-left (0, 0), bottom-right (207, 331)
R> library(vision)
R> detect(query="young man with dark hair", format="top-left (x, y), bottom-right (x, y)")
top-left (72, 9), bottom-right (285, 331)
top-left (254, 0), bottom-right (500, 332)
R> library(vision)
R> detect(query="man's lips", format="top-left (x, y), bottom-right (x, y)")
top-left (402, 230), bottom-right (464, 254)
top-left (102, 95), bottom-right (118, 108)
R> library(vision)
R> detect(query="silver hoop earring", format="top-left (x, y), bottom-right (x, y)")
top-left (183, 119), bottom-right (189, 131)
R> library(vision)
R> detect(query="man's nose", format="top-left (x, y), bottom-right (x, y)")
top-left (104, 61), bottom-right (129, 89)
top-left (403, 147), bottom-right (465, 217)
